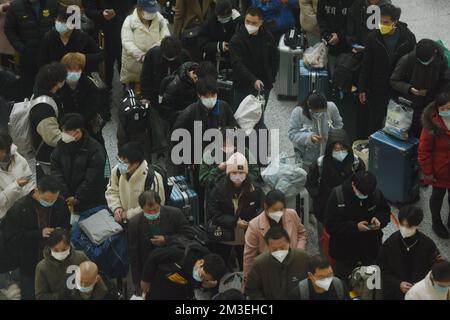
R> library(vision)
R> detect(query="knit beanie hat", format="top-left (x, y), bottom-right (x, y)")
top-left (226, 152), bottom-right (248, 174)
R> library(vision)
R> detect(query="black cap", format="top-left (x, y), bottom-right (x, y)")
top-left (352, 171), bottom-right (377, 196)
top-left (215, 0), bottom-right (232, 16)
top-left (416, 39), bottom-right (437, 63)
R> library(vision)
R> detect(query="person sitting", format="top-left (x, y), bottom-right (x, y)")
top-left (288, 91), bottom-right (343, 171)
top-left (378, 206), bottom-right (441, 300)
top-left (405, 260), bottom-right (450, 300)
top-left (128, 190), bottom-right (192, 295)
top-left (245, 227), bottom-right (310, 300)
top-left (34, 228), bottom-right (89, 300)
top-left (105, 142), bottom-right (166, 222)
top-left (243, 189), bottom-right (307, 283)
top-left (208, 152), bottom-right (264, 269)
top-left (289, 254), bottom-right (349, 300)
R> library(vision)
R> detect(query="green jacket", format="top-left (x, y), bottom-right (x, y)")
top-left (35, 245), bottom-right (89, 300)
top-left (245, 248), bottom-right (310, 300)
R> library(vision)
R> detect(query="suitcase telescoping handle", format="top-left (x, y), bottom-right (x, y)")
top-left (397, 97), bottom-right (413, 107)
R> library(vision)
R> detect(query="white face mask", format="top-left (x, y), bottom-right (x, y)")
top-left (201, 97), bottom-right (217, 109)
top-left (61, 132), bottom-right (76, 144)
top-left (51, 248), bottom-right (70, 261)
top-left (245, 24), bottom-right (259, 35)
top-left (142, 11), bottom-right (156, 20)
top-left (399, 226), bottom-right (417, 238)
top-left (268, 210), bottom-right (284, 223)
top-left (229, 172), bottom-right (246, 184)
top-left (271, 249), bottom-right (289, 263)
top-left (332, 150), bottom-right (348, 162)
top-left (315, 276), bottom-right (333, 291)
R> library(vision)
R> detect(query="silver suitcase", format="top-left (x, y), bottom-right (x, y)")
top-left (276, 33), bottom-right (303, 100)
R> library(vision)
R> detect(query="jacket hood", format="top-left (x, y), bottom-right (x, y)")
top-left (422, 101), bottom-right (449, 135)
top-left (324, 129), bottom-right (354, 160)
top-left (9, 144), bottom-right (18, 156)
top-left (43, 244), bottom-right (77, 266)
top-left (177, 62), bottom-right (199, 83)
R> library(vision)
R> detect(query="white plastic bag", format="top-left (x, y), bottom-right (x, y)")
top-left (383, 99), bottom-right (414, 140)
top-left (234, 94), bottom-right (263, 135)
top-left (303, 41), bottom-right (329, 69)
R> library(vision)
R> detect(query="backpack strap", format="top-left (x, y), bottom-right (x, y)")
top-left (332, 277), bottom-right (345, 300)
top-left (298, 279), bottom-right (310, 300)
top-left (335, 185), bottom-right (346, 214)
top-left (30, 95), bottom-right (58, 117)
top-left (352, 155), bottom-right (360, 172)
top-left (145, 165), bottom-right (157, 191)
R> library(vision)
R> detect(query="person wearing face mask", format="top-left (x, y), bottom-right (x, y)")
top-left (358, 4), bottom-right (416, 137)
top-left (38, 4), bottom-right (103, 74)
top-left (128, 190), bottom-right (192, 295)
top-left (245, 227), bottom-right (310, 300)
top-left (207, 152), bottom-right (264, 269)
top-left (419, 92), bottom-right (450, 239)
top-left (0, 132), bottom-right (35, 219)
top-left (50, 113), bottom-right (107, 223)
top-left (406, 260), bottom-right (450, 300)
top-left (243, 189), bottom-right (306, 284)
top-left (289, 254), bottom-right (349, 300)
top-left (288, 91), bottom-right (343, 171)
top-left (2, 176), bottom-right (70, 299)
top-left (34, 228), bottom-right (89, 300)
top-left (325, 171), bottom-right (390, 282)
top-left (378, 206), bottom-right (441, 300)
top-left (390, 39), bottom-right (449, 138)
top-left (120, 0), bottom-right (170, 91)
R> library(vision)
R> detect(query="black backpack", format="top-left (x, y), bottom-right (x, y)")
top-left (284, 28), bottom-right (307, 50)
top-left (332, 53), bottom-right (363, 93)
top-left (118, 90), bottom-right (150, 137)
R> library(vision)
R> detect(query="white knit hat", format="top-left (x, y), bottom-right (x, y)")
top-left (226, 152), bottom-right (249, 174)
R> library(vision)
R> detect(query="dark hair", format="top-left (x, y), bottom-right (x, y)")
top-left (60, 113), bottom-right (85, 131)
top-left (264, 189), bottom-right (286, 208)
top-left (301, 91), bottom-right (328, 120)
top-left (161, 36), bottom-right (182, 59)
top-left (48, 228), bottom-right (71, 248)
top-left (37, 175), bottom-right (61, 193)
top-left (398, 206), bottom-right (424, 227)
top-left (308, 255), bottom-right (331, 274)
top-left (433, 92), bottom-right (450, 112)
top-left (264, 226), bottom-right (290, 244)
top-left (214, 289), bottom-right (245, 300)
top-left (35, 62), bottom-right (67, 92)
top-left (352, 171), bottom-right (377, 196)
top-left (215, 0), bottom-right (232, 17)
top-left (431, 260), bottom-right (450, 282)
top-left (196, 76), bottom-right (218, 96)
top-left (245, 6), bottom-right (263, 20)
top-left (118, 142), bottom-right (145, 164)
top-left (138, 190), bottom-right (162, 208)
top-left (197, 61), bottom-right (218, 79)
top-left (380, 4), bottom-right (401, 21)
top-left (203, 254), bottom-right (227, 281)
top-left (57, 4), bottom-right (73, 21)
top-left (0, 131), bottom-right (13, 152)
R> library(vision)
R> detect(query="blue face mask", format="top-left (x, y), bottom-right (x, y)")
top-left (332, 150), bottom-right (348, 162)
top-left (78, 285), bottom-right (94, 293)
top-left (439, 111), bottom-right (450, 118)
top-left (67, 71), bottom-right (81, 82)
top-left (39, 199), bottom-right (55, 208)
top-left (117, 162), bottom-right (129, 175)
top-left (144, 212), bottom-right (160, 221)
top-left (433, 283), bottom-right (450, 294)
top-left (55, 21), bottom-right (69, 34)
top-left (217, 16), bottom-right (232, 24)
top-left (355, 190), bottom-right (368, 200)
top-left (192, 266), bottom-right (202, 282)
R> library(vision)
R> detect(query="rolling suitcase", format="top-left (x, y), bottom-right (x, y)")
top-left (368, 131), bottom-right (419, 204)
top-left (298, 60), bottom-right (329, 102)
top-left (276, 30), bottom-right (305, 99)
top-left (168, 176), bottom-right (200, 225)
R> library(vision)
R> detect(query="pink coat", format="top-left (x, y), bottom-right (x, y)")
top-left (243, 208), bottom-right (307, 280)
top-left (0, 1), bottom-right (14, 55)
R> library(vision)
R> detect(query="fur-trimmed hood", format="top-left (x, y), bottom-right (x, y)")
top-left (422, 101), bottom-right (448, 136)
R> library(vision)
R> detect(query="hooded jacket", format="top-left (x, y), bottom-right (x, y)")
top-left (34, 245), bottom-right (89, 300)
top-left (418, 103), bottom-right (450, 188)
top-left (306, 129), bottom-right (365, 223)
top-left (0, 144), bottom-right (35, 218)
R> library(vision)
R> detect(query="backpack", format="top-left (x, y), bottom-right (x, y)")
top-left (297, 277), bottom-right (345, 300)
top-left (317, 155), bottom-right (360, 183)
top-left (8, 95), bottom-right (58, 154)
top-left (332, 53), bottom-right (362, 93)
top-left (348, 265), bottom-right (382, 300)
top-left (118, 90), bottom-right (150, 138)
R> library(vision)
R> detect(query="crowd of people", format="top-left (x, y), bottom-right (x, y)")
top-left (0, 0), bottom-right (449, 301)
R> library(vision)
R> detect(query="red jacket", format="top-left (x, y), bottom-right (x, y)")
top-left (419, 104), bottom-right (450, 188)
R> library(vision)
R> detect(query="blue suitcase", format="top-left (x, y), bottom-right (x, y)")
top-left (168, 176), bottom-right (200, 225)
top-left (368, 131), bottom-right (420, 204)
top-left (298, 60), bottom-right (329, 102)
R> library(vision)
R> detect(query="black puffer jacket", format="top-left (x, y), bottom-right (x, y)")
top-left (306, 129), bottom-right (365, 223)
top-left (82, 0), bottom-right (135, 34)
top-left (4, 0), bottom-right (59, 67)
top-left (50, 130), bottom-right (106, 212)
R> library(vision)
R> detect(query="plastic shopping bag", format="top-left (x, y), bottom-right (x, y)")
top-left (383, 98), bottom-right (414, 140)
top-left (234, 94), bottom-right (264, 135)
top-left (303, 41), bottom-right (328, 69)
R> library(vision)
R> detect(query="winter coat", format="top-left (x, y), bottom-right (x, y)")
top-left (325, 180), bottom-right (390, 263)
top-left (38, 29), bottom-right (103, 73)
top-left (128, 206), bottom-right (192, 285)
top-left (299, 0), bottom-right (320, 36)
top-left (140, 45), bottom-right (191, 104)
top-left (105, 160), bottom-right (166, 220)
top-left (0, 144), bottom-right (35, 218)
top-left (0, 0), bottom-right (14, 55)
top-left (377, 231), bottom-right (440, 300)
top-left (243, 209), bottom-right (307, 281)
top-left (419, 103), bottom-right (450, 188)
top-left (305, 129), bottom-right (365, 223)
top-left (4, 0), bottom-right (59, 67)
top-left (2, 192), bottom-right (71, 277)
top-left (173, 0), bottom-right (215, 38)
top-left (230, 22), bottom-right (279, 94)
top-left (120, 9), bottom-right (170, 84)
top-left (405, 272), bottom-right (450, 300)
top-left (64, 276), bottom-right (118, 300)
top-left (34, 245), bottom-right (89, 300)
top-left (82, 0), bottom-right (135, 35)
top-left (358, 22), bottom-right (416, 95)
top-left (50, 130), bottom-right (106, 212)
top-left (288, 103), bottom-right (343, 168)
top-left (251, 0), bottom-right (297, 33)
top-left (245, 248), bottom-right (310, 300)
top-left (316, 0), bottom-right (353, 56)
